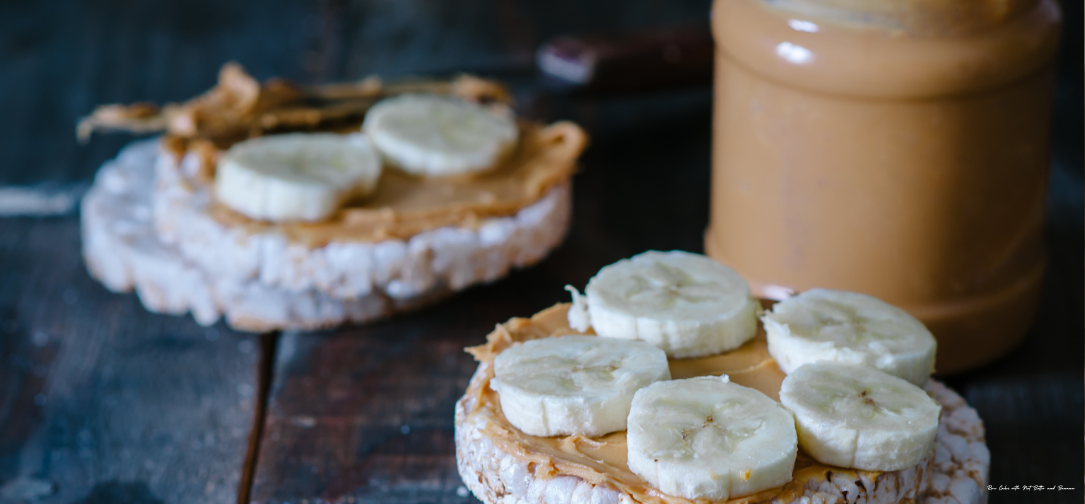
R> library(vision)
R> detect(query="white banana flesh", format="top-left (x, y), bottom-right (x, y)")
top-left (362, 94), bottom-right (518, 177)
top-left (569, 250), bottom-right (759, 358)
top-left (627, 376), bottom-right (797, 501)
top-left (213, 133), bottom-right (382, 222)
top-left (491, 335), bottom-right (670, 437)
top-left (763, 288), bottom-right (937, 385)
top-left (779, 362), bottom-right (941, 471)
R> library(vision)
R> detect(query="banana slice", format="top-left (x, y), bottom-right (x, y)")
top-left (570, 250), bottom-right (759, 358)
top-left (491, 335), bottom-right (670, 437)
top-left (362, 94), bottom-right (518, 177)
top-left (214, 133), bottom-right (382, 222)
top-left (779, 362), bottom-right (941, 471)
top-left (763, 288), bottom-right (936, 386)
top-left (627, 376), bottom-right (797, 500)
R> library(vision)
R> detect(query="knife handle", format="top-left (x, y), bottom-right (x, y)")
top-left (536, 24), bottom-right (714, 94)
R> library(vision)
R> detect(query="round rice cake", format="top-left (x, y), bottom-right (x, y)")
top-left (453, 305), bottom-right (990, 504)
top-left (149, 122), bottom-right (585, 301)
top-left (81, 140), bottom-right (571, 331)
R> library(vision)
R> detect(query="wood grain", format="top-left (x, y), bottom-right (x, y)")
top-left (0, 217), bottom-right (262, 504)
top-left (0, 0), bottom-right (322, 501)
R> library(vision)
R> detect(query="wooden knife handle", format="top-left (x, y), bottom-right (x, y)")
top-left (536, 24), bottom-right (714, 94)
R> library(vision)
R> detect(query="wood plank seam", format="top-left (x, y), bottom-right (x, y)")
top-left (238, 332), bottom-right (280, 504)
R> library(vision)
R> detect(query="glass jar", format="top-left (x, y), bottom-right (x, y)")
top-left (706, 0), bottom-right (1062, 373)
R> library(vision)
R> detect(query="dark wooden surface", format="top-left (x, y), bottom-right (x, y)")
top-left (0, 1), bottom-right (1082, 503)
top-left (0, 218), bottom-right (263, 504)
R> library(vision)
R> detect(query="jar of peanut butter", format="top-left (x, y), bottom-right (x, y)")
top-left (706, 0), bottom-right (1062, 373)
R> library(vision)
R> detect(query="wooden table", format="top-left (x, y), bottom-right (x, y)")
top-left (1, 1), bottom-right (1082, 503)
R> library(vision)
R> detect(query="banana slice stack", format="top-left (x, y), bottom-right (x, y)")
top-left (484, 251), bottom-right (949, 501)
top-left (214, 94), bottom-right (520, 222)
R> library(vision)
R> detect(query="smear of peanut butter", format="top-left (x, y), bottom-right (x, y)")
top-left (206, 122), bottom-right (585, 247)
top-left (464, 304), bottom-right (882, 504)
top-left (77, 63), bottom-right (587, 247)
top-left (79, 62), bottom-right (513, 144)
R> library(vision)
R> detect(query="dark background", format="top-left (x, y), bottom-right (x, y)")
top-left (0, 1), bottom-right (1081, 503)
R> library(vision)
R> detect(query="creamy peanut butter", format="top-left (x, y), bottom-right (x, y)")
top-left (79, 64), bottom-right (587, 248)
top-left (201, 121), bottom-right (585, 246)
top-left (707, 0), bottom-right (1061, 373)
top-left (463, 304), bottom-right (905, 504)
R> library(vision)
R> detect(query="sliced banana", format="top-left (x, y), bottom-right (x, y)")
top-left (627, 376), bottom-right (797, 500)
top-left (491, 335), bottom-right (670, 437)
top-left (763, 288), bottom-right (936, 386)
top-left (213, 133), bottom-right (382, 222)
top-left (362, 94), bottom-right (518, 177)
top-left (569, 250), bottom-right (759, 358)
top-left (779, 362), bottom-right (941, 471)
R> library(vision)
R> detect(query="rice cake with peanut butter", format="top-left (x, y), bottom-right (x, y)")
top-left (79, 64), bottom-right (587, 330)
top-left (454, 304), bottom-right (990, 504)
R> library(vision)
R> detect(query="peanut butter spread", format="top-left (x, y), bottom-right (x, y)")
top-left (464, 304), bottom-right (895, 504)
top-left (207, 121), bottom-right (584, 246)
top-left (78, 63), bottom-right (588, 247)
